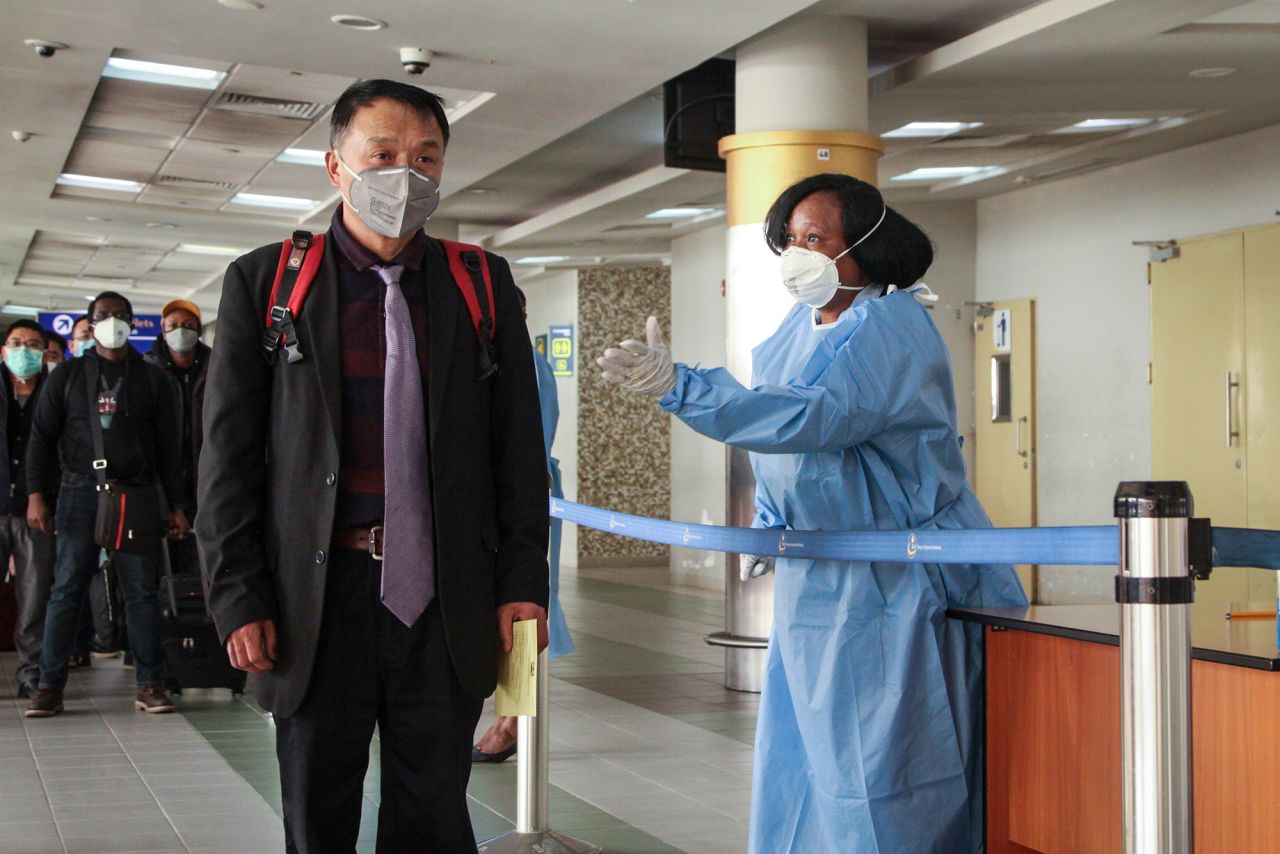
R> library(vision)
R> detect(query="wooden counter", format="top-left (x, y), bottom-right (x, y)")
top-left (949, 604), bottom-right (1280, 853)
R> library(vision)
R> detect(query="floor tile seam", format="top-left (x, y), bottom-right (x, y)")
top-left (20, 697), bottom-right (70, 854)
top-left (98, 700), bottom-right (201, 853)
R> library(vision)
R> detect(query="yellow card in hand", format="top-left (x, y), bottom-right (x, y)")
top-left (496, 619), bottom-right (537, 717)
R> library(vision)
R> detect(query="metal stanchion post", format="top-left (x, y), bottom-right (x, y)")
top-left (1114, 482), bottom-right (1195, 854)
top-left (478, 649), bottom-right (603, 854)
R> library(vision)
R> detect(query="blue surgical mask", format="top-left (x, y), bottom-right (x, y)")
top-left (4, 347), bottom-right (44, 379)
top-left (74, 339), bottom-right (94, 357)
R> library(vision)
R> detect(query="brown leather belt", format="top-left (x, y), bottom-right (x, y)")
top-left (331, 525), bottom-right (384, 560)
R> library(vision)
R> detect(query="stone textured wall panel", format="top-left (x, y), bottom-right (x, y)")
top-left (578, 267), bottom-right (671, 559)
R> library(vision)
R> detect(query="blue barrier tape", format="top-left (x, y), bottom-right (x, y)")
top-left (550, 499), bottom-right (1280, 569)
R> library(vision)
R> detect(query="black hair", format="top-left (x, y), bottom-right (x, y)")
top-left (45, 329), bottom-right (66, 351)
top-left (71, 315), bottom-right (90, 332)
top-left (87, 291), bottom-right (134, 322)
top-left (330, 79), bottom-right (451, 151)
top-left (763, 173), bottom-right (934, 289)
top-left (4, 319), bottom-right (46, 343)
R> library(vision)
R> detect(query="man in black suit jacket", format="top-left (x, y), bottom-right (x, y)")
top-left (197, 79), bottom-right (549, 853)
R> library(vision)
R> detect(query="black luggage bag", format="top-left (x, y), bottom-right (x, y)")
top-left (159, 547), bottom-right (247, 695)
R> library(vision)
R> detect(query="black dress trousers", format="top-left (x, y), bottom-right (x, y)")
top-left (276, 549), bottom-right (482, 854)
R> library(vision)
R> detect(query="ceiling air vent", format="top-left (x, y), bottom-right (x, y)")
top-left (213, 92), bottom-right (328, 121)
top-left (156, 175), bottom-right (239, 192)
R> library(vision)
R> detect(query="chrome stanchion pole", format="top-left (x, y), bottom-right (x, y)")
top-left (1115, 482), bottom-right (1195, 854)
top-left (478, 649), bottom-right (603, 854)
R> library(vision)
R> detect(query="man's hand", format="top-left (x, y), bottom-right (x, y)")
top-left (26, 494), bottom-right (51, 534)
top-left (497, 602), bottom-right (548, 654)
top-left (226, 619), bottom-right (277, 673)
top-left (166, 508), bottom-right (191, 540)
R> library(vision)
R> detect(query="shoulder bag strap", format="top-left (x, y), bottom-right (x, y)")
top-left (83, 357), bottom-right (110, 491)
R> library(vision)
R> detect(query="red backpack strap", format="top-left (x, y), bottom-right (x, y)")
top-left (440, 239), bottom-right (499, 380)
top-left (263, 231), bottom-right (324, 364)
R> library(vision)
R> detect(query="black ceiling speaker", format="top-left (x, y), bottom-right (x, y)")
top-left (663, 58), bottom-right (734, 174)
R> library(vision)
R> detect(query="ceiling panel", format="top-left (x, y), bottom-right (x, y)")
top-left (189, 108), bottom-right (310, 147)
top-left (221, 63), bottom-right (353, 104)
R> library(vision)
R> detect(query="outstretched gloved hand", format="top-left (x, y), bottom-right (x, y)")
top-left (596, 316), bottom-right (677, 398)
top-left (739, 553), bottom-right (776, 582)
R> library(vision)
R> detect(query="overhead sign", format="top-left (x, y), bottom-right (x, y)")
top-left (39, 311), bottom-right (162, 354)
top-left (549, 324), bottom-right (574, 377)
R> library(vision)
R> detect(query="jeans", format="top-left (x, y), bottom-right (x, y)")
top-left (38, 479), bottom-right (163, 690)
top-left (0, 514), bottom-right (55, 685)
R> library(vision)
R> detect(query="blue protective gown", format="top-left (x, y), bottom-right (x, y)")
top-left (659, 288), bottom-right (1027, 853)
top-left (534, 348), bottom-right (574, 660)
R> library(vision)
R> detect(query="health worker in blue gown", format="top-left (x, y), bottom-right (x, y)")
top-left (596, 173), bottom-right (1027, 853)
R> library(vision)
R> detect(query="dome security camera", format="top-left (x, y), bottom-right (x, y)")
top-left (24, 39), bottom-right (68, 58)
top-left (399, 47), bottom-right (433, 76)
top-left (11, 131), bottom-right (33, 143)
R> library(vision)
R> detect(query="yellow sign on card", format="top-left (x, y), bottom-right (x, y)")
top-left (496, 619), bottom-right (537, 717)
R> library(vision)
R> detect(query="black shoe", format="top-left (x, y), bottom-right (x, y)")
top-left (17, 680), bottom-right (38, 700)
top-left (471, 745), bottom-right (517, 763)
top-left (67, 653), bottom-right (91, 670)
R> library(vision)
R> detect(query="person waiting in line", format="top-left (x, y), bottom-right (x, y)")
top-left (144, 299), bottom-right (209, 576)
top-left (42, 329), bottom-right (67, 369)
top-left (473, 290), bottom-right (575, 763)
top-left (69, 316), bottom-right (94, 358)
top-left (597, 173), bottom-right (1027, 853)
top-left (0, 320), bottom-right (56, 700)
top-left (24, 291), bottom-right (188, 718)
top-left (198, 79), bottom-right (549, 852)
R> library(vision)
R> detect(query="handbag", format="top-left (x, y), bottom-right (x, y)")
top-left (85, 357), bottom-right (164, 554)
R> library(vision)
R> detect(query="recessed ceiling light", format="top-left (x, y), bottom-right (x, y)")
top-left (231, 192), bottom-right (315, 210)
top-left (331, 14), bottom-right (387, 30)
top-left (218, 0), bottom-right (264, 9)
top-left (276, 148), bottom-right (328, 167)
top-left (516, 256), bottom-right (568, 265)
top-left (1189, 67), bottom-right (1236, 78)
top-left (883, 121), bottom-right (984, 139)
top-left (889, 166), bottom-right (994, 182)
top-left (2, 304), bottom-right (43, 318)
top-left (645, 207), bottom-right (716, 219)
top-left (103, 57), bottom-right (226, 90)
top-left (145, 221), bottom-right (177, 229)
top-left (464, 187), bottom-right (492, 195)
top-left (57, 173), bottom-right (145, 193)
top-left (177, 243), bottom-right (242, 255)
top-left (84, 215), bottom-right (112, 222)
top-left (1052, 118), bottom-right (1152, 134)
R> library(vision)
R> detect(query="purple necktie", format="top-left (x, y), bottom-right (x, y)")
top-left (373, 263), bottom-right (435, 626)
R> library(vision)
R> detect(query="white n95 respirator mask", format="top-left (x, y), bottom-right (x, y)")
top-left (338, 156), bottom-right (440, 239)
top-left (779, 205), bottom-right (887, 309)
top-left (93, 317), bottom-right (131, 350)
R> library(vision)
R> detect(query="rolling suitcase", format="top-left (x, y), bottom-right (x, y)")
top-left (159, 542), bottom-right (247, 695)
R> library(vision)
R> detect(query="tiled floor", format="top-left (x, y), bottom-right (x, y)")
top-left (0, 565), bottom-right (758, 853)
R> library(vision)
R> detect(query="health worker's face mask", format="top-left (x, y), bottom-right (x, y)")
top-left (93, 317), bottom-right (131, 350)
top-left (337, 155), bottom-right (440, 239)
top-left (165, 328), bottom-right (199, 354)
top-left (4, 347), bottom-right (44, 379)
top-left (779, 205), bottom-right (887, 309)
top-left (73, 339), bottom-right (93, 358)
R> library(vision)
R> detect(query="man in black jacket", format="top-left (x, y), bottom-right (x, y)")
top-left (24, 292), bottom-right (187, 717)
top-left (197, 80), bottom-right (549, 852)
top-left (145, 298), bottom-right (210, 576)
top-left (0, 320), bottom-right (56, 699)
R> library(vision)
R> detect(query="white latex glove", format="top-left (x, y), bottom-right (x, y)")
top-left (739, 553), bottom-right (776, 582)
top-left (596, 316), bottom-right (677, 398)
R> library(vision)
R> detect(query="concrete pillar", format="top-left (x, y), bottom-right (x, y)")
top-left (711, 14), bottom-right (883, 692)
